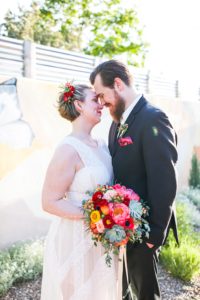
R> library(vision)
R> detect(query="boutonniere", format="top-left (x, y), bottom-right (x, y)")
top-left (118, 136), bottom-right (133, 147)
top-left (117, 123), bottom-right (128, 138)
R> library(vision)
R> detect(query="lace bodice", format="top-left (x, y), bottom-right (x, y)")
top-left (59, 136), bottom-right (113, 206)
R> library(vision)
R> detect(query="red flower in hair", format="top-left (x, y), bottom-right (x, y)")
top-left (63, 82), bottom-right (75, 102)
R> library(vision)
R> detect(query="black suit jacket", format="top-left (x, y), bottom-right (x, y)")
top-left (109, 96), bottom-right (178, 246)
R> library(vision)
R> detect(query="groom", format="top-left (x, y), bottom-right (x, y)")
top-left (90, 60), bottom-right (178, 300)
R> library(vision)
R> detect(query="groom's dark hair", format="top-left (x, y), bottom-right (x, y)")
top-left (90, 60), bottom-right (132, 88)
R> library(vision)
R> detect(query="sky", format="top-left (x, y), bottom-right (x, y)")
top-left (0, 0), bottom-right (200, 93)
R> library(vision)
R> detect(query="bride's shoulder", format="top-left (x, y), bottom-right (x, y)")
top-left (55, 136), bottom-right (78, 156)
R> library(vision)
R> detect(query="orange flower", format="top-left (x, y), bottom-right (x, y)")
top-left (90, 222), bottom-right (99, 234)
top-left (100, 205), bottom-right (110, 215)
top-left (115, 236), bottom-right (129, 247)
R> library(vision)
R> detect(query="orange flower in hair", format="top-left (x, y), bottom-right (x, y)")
top-left (63, 82), bottom-right (75, 102)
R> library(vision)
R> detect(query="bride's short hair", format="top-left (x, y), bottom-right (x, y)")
top-left (58, 84), bottom-right (91, 121)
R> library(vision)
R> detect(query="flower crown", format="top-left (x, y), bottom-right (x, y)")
top-left (63, 82), bottom-right (75, 103)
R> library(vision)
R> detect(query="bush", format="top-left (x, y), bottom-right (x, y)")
top-left (0, 239), bottom-right (44, 296)
top-left (160, 200), bottom-right (200, 281)
top-left (182, 188), bottom-right (200, 210)
top-left (189, 154), bottom-right (200, 188)
top-left (161, 235), bottom-right (200, 281)
top-left (0, 251), bottom-right (16, 296)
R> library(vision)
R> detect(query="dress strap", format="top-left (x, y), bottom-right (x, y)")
top-left (58, 136), bottom-right (92, 167)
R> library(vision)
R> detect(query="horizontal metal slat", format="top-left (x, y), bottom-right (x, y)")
top-left (0, 52), bottom-right (23, 62)
top-left (36, 44), bottom-right (94, 60)
top-left (36, 48), bottom-right (95, 65)
top-left (36, 54), bottom-right (94, 69)
top-left (0, 36), bottom-right (23, 45)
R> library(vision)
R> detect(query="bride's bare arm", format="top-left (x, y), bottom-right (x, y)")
top-left (42, 144), bottom-right (83, 220)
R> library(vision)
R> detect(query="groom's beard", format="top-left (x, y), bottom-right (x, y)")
top-left (111, 91), bottom-right (125, 123)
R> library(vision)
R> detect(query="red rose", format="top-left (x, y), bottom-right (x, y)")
top-left (63, 83), bottom-right (75, 102)
top-left (103, 215), bottom-right (115, 229)
top-left (92, 191), bottom-right (104, 202)
top-left (98, 199), bottom-right (108, 206)
top-left (118, 136), bottom-right (133, 147)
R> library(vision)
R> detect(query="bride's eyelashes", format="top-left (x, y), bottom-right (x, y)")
top-left (92, 97), bottom-right (99, 103)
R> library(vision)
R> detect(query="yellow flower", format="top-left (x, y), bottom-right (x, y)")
top-left (90, 210), bottom-right (101, 223)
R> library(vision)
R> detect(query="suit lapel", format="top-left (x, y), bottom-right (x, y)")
top-left (109, 121), bottom-right (119, 156)
top-left (111, 96), bottom-right (147, 157)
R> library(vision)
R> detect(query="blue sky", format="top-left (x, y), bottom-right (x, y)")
top-left (0, 0), bottom-right (200, 90)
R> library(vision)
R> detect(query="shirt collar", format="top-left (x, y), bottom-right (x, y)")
top-left (121, 94), bottom-right (142, 124)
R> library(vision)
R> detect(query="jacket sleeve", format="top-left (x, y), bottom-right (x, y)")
top-left (142, 110), bottom-right (178, 246)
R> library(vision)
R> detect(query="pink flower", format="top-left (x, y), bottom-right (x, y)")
top-left (112, 184), bottom-right (126, 197)
top-left (96, 219), bottom-right (105, 233)
top-left (118, 136), bottom-right (133, 147)
top-left (124, 189), bottom-right (140, 201)
top-left (104, 189), bottom-right (118, 201)
top-left (109, 203), bottom-right (130, 226)
top-left (113, 184), bottom-right (140, 202)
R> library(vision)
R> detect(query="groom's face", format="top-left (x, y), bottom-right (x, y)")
top-left (93, 74), bottom-right (125, 123)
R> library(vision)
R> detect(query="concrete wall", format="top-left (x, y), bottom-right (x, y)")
top-left (0, 76), bottom-right (200, 249)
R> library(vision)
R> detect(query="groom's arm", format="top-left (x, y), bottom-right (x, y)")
top-left (142, 109), bottom-right (178, 246)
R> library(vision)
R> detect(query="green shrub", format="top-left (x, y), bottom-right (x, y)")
top-left (0, 239), bottom-right (44, 296)
top-left (182, 188), bottom-right (200, 210)
top-left (161, 202), bottom-right (200, 281)
top-left (161, 234), bottom-right (200, 281)
top-left (0, 251), bottom-right (16, 296)
top-left (189, 154), bottom-right (200, 188)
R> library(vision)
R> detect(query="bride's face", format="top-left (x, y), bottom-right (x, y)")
top-left (81, 89), bottom-right (103, 124)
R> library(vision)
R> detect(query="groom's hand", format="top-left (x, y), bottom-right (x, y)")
top-left (146, 242), bottom-right (154, 248)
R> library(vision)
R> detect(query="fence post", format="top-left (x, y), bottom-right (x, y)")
top-left (146, 70), bottom-right (151, 94)
top-left (23, 40), bottom-right (36, 78)
top-left (175, 80), bottom-right (179, 98)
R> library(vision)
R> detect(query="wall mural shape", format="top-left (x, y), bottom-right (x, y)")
top-left (0, 78), bottom-right (34, 148)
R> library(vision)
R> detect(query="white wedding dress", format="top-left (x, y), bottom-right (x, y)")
top-left (41, 136), bottom-right (119, 300)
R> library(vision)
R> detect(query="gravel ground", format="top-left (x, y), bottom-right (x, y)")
top-left (1, 265), bottom-right (200, 300)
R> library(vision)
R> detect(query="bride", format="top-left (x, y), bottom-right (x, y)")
top-left (40, 83), bottom-right (118, 300)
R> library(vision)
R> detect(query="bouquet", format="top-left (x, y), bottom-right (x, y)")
top-left (82, 184), bottom-right (150, 267)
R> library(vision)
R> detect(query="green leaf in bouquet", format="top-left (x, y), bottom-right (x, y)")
top-left (105, 253), bottom-right (112, 267)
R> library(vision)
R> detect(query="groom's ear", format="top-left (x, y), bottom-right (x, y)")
top-left (114, 78), bottom-right (124, 92)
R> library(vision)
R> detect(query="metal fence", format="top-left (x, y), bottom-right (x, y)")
top-left (0, 36), bottom-right (197, 98)
top-left (0, 36), bottom-right (24, 77)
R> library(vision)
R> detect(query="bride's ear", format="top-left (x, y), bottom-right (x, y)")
top-left (74, 100), bottom-right (83, 113)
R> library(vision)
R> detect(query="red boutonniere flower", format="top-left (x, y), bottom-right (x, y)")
top-left (63, 82), bottom-right (75, 102)
top-left (118, 136), bottom-right (133, 147)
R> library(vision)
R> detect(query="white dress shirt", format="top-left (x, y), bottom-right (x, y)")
top-left (120, 94), bottom-right (142, 125)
